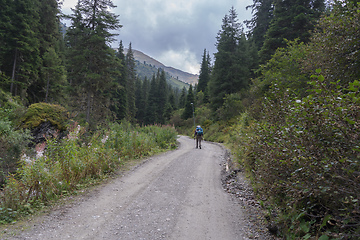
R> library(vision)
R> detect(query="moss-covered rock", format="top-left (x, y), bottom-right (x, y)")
top-left (21, 103), bottom-right (69, 131)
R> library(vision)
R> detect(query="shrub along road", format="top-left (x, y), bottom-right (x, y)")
top-left (2, 136), bottom-right (272, 239)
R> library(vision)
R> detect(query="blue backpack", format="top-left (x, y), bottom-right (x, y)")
top-left (196, 127), bottom-right (203, 136)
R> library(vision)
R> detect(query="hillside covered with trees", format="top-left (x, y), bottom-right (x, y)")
top-left (1, 0), bottom-right (360, 238)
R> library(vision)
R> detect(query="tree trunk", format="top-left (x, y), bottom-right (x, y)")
top-left (10, 48), bottom-right (17, 95)
top-left (86, 90), bottom-right (91, 123)
top-left (45, 74), bottom-right (50, 103)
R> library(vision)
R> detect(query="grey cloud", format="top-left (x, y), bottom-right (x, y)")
top-left (63, 0), bottom-right (253, 73)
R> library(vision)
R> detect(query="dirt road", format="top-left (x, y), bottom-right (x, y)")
top-left (2, 136), bottom-right (270, 239)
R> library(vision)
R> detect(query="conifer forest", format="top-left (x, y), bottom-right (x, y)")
top-left (1, 0), bottom-right (360, 238)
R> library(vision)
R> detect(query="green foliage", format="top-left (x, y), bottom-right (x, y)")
top-left (110, 40), bottom-right (127, 122)
top-left (0, 116), bottom-right (32, 185)
top-left (302, 1), bottom-right (360, 86)
top-left (243, 73), bottom-right (360, 238)
top-left (107, 122), bottom-right (177, 158)
top-left (0, 99), bottom-right (31, 185)
top-left (65, 0), bottom-right (121, 125)
top-left (142, 70), bottom-right (173, 125)
top-left (208, 7), bottom-right (252, 112)
top-left (259, 0), bottom-right (325, 63)
top-left (20, 102), bottom-right (69, 130)
top-left (125, 44), bottom-right (137, 123)
top-left (0, 89), bottom-right (25, 121)
top-left (0, 122), bottom-right (177, 223)
top-left (197, 49), bottom-right (211, 97)
top-left (182, 85), bottom-right (195, 119)
top-left (216, 93), bottom-right (245, 121)
top-left (246, 0), bottom-right (274, 51)
top-left (256, 40), bottom-right (310, 98)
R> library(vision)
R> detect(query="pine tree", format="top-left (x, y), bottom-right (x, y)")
top-left (182, 85), bottom-right (195, 120)
top-left (4, 0), bottom-right (41, 99)
top-left (66, 0), bottom-right (121, 125)
top-left (125, 43), bottom-right (137, 123)
top-left (144, 74), bottom-right (157, 124)
top-left (163, 102), bottom-right (173, 123)
top-left (246, 0), bottom-right (274, 51)
top-left (136, 76), bottom-right (149, 124)
top-left (197, 49), bottom-right (211, 99)
top-left (0, 0), bottom-right (12, 91)
top-left (163, 86), bottom-right (176, 122)
top-left (156, 69), bottom-right (167, 124)
top-left (168, 86), bottom-right (177, 110)
top-left (41, 48), bottom-right (66, 103)
top-left (179, 87), bottom-right (187, 109)
top-left (110, 40), bottom-right (127, 121)
top-left (0, 0), bottom-right (12, 78)
top-left (27, 0), bottom-right (66, 103)
top-left (259, 0), bottom-right (325, 62)
top-left (134, 77), bottom-right (143, 123)
top-left (208, 7), bottom-right (251, 112)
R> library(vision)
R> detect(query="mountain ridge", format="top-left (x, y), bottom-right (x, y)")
top-left (124, 48), bottom-right (199, 85)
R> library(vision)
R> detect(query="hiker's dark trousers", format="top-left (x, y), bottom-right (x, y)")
top-left (196, 135), bottom-right (202, 148)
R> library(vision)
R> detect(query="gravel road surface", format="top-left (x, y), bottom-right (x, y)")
top-left (1, 136), bottom-right (271, 240)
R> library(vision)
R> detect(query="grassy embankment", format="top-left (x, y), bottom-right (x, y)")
top-left (0, 119), bottom-right (177, 224)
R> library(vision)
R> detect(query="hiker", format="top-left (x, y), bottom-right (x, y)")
top-left (194, 125), bottom-right (204, 149)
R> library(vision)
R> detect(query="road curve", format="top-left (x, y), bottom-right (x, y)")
top-left (6, 136), bottom-right (250, 240)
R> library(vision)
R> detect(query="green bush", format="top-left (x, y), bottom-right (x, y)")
top-left (302, 2), bottom-right (360, 86)
top-left (0, 115), bottom-right (32, 186)
top-left (20, 102), bottom-right (69, 131)
top-left (245, 73), bottom-right (360, 238)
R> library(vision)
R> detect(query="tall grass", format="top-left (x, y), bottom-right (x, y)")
top-left (0, 122), bottom-right (177, 223)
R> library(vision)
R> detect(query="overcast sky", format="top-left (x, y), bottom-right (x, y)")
top-left (61, 0), bottom-right (253, 74)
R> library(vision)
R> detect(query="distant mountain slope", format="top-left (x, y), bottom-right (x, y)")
top-left (135, 61), bottom-right (189, 89)
top-left (125, 49), bottom-right (199, 85)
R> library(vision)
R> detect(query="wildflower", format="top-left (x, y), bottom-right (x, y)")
top-left (21, 153), bottom-right (33, 164)
top-left (101, 135), bottom-right (109, 144)
top-left (35, 142), bottom-right (46, 159)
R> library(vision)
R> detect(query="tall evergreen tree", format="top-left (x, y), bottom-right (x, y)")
top-left (4, 0), bottom-right (41, 99)
top-left (0, 0), bottom-right (12, 75)
top-left (66, 0), bottom-right (121, 125)
top-left (168, 86), bottom-right (177, 110)
top-left (197, 49), bottom-right (211, 99)
top-left (0, 0), bottom-right (12, 90)
top-left (156, 69), bottom-right (167, 124)
top-left (164, 86), bottom-right (176, 122)
top-left (182, 85), bottom-right (195, 120)
top-left (144, 74), bottom-right (158, 124)
top-left (134, 77), bottom-right (143, 122)
top-left (27, 0), bottom-right (66, 103)
top-left (259, 0), bottom-right (325, 62)
top-left (41, 47), bottom-right (66, 103)
top-left (110, 40), bottom-right (127, 121)
top-left (246, 0), bottom-right (274, 51)
top-left (208, 7), bottom-right (251, 112)
top-left (136, 76), bottom-right (149, 124)
top-left (179, 87), bottom-right (187, 109)
top-left (125, 43), bottom-right (137, 123)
